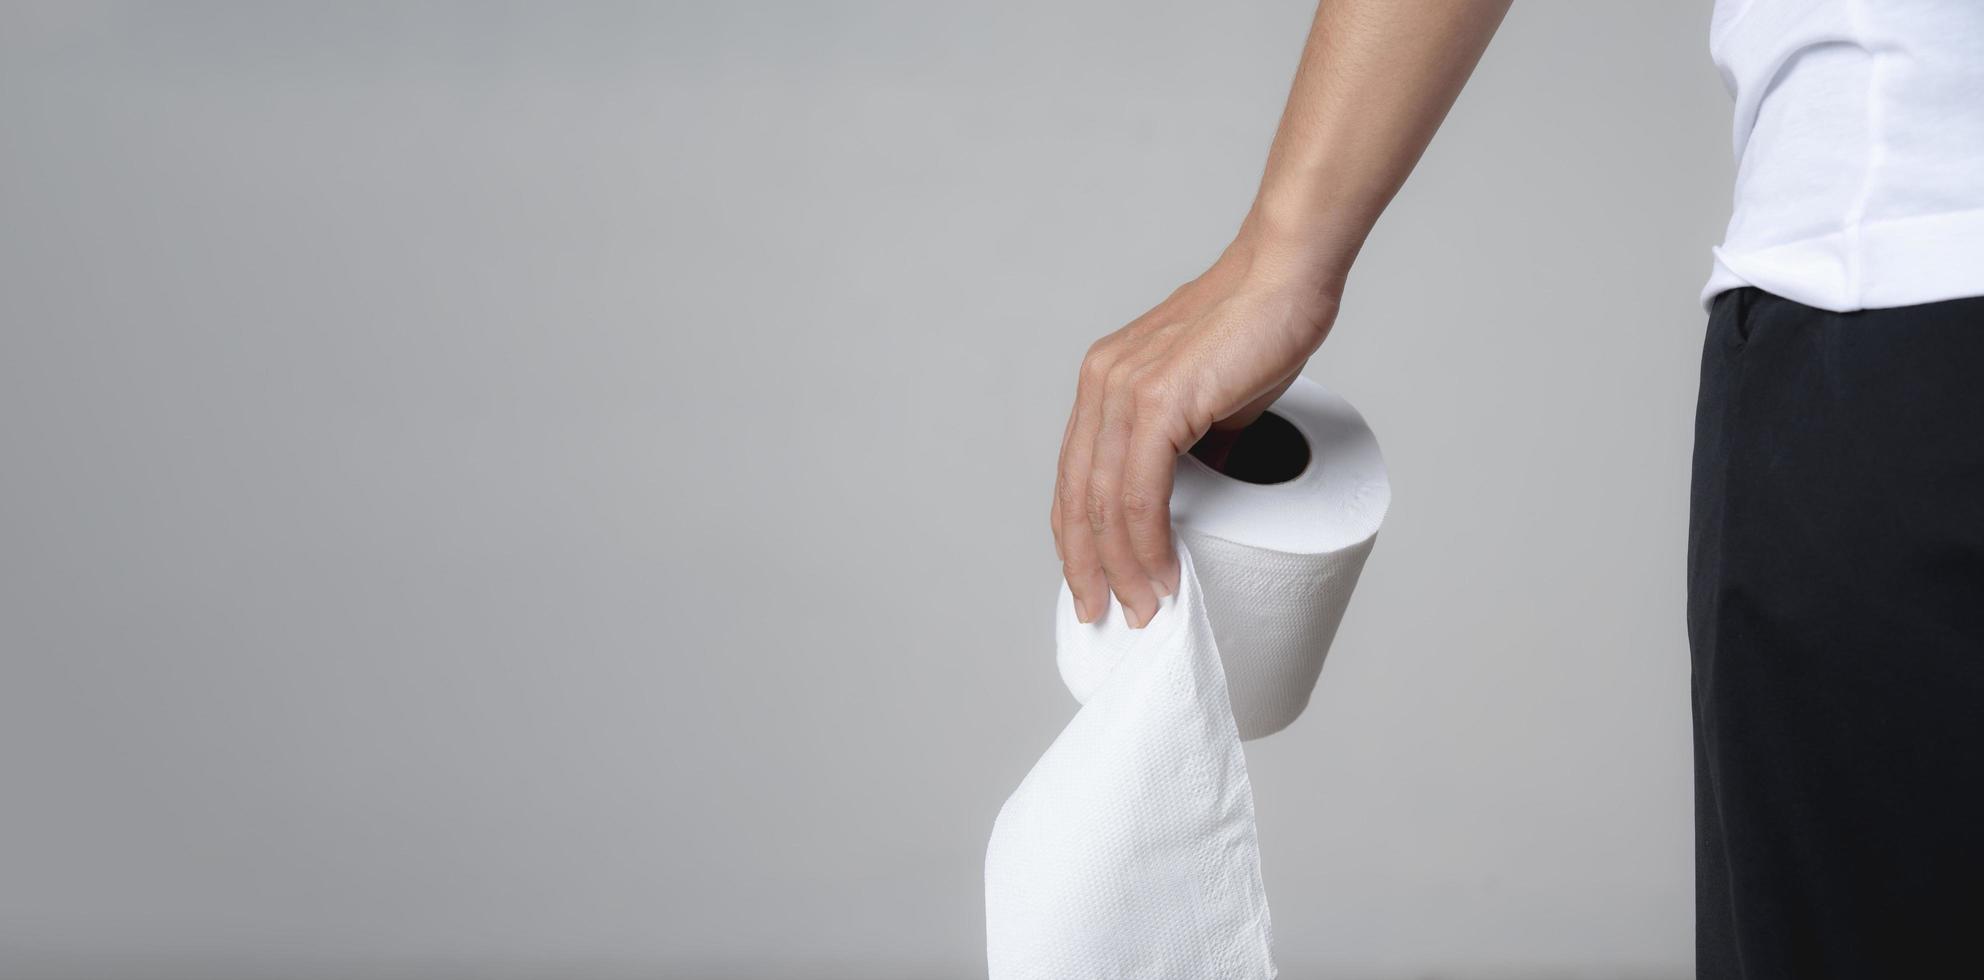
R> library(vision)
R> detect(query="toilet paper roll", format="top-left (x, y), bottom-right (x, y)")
top-left (1058, 377), bottom-right (1388, 741)
top-left (986, 375), bottom-right (1388, 980)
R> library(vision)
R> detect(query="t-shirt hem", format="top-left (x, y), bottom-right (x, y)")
top-left (1702, 205), bottom-right (1984, 313)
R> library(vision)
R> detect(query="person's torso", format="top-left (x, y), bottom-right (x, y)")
top-left (1706, 0), bottom-right (1984, 312)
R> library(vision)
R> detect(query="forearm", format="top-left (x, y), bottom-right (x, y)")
top-left (1236, 0), bottom-right (1512, 296)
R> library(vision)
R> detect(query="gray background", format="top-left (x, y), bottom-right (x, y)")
top-left (0, 2), bottom-right (1730, 978)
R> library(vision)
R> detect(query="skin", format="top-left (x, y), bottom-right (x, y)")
top-left (1053, 0), bottom-right (1514, 627)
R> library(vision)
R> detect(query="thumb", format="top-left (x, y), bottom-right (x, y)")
top-left (1189, 372), bottom-right (1302, 471)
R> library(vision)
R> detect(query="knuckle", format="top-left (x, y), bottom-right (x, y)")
top-left (1104, 359), bottom-right (1137, 392)
top-left (1079, 346), bottom-right (1114, 386)
top-left (1056, 477), bottom-right (1085, 516)
top-left (1120, 488), bottom-right (1157, 524)
top-left (1131, 377), bottom-right (1178, 422)
top-left (1084, 483), bottom-right (1113, 532)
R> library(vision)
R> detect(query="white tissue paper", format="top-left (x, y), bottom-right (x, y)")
top-left (986, 376), bottom-right (1389, 980)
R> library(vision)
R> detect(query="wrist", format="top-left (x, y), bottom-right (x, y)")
top-left (1225, 201), bottom-right (1362, 305)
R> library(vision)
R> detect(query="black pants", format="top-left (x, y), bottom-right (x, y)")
top-left (1690, 288), bottom-right (1984, 979)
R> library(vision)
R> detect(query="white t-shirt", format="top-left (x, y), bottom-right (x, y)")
top-left (1704, 0), bottom-right (1984, 312)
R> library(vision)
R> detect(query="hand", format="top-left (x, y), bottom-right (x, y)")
top-left (1052, 233), bottom-right (1340, 627)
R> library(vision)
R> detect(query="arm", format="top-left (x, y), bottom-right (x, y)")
top-left (1053, 0), bottom-right (1512, 627)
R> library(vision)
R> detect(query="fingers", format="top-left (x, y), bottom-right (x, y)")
top-left (1086, 382), bottom-right (1160, 628)
top-left (1055, 354), bottom-right (1110, 624)
top-left (1121, 414), bottom-right (1182, 598)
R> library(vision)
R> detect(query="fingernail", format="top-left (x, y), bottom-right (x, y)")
top-left (1149, 577), bottom-right (1172, 599)
top-left (1075, 594), bottom-right (1096, 624)
top-left (1127, 603), bottom-right (1152, 629)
